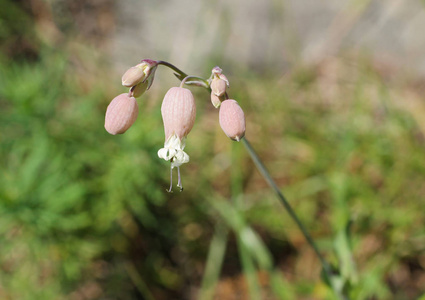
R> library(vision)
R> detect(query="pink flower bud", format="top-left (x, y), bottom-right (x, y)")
top-left (210, 66), bottom-right (230, 90)
top-left (121, 59), bottom-right (158, 87)
top-left (219, 99), bottom-right (246, 141)
top-left (121, 65), bottom-right (145, 87)
top-left (105, 93), bottom-right (139, 135)
top-left (160, 87), bottom-right (196, 141)
top-left (211, 78), bottom-right (227, 97)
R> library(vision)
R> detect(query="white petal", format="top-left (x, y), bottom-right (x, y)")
top-left (158, 148), bottom-right (170, 160)
top-left (168, 148), bottom-right (177, 159)
top-left (158, 133), bottom-right (190, 166)
top-left (182, 151), bottom-right (189, 163)
top-left (174, 151), bottom-right (184, 163)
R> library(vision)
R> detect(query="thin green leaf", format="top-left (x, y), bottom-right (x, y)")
top-left (199, 224), bottom-right (228, 300)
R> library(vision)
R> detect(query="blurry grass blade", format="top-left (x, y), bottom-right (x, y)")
top-left (208, 195), bottom-right (273, 269)
top-left (208, 195), bottom-right (245, 231)
top-left (329, 172), bottom-right (350, 227)
top-left (270, 271), bottom-right (295, 299)
top-left (238, 236), bottom-right (261, 300)
top-left (240, 227), bottom-right (273, 270)
top-left (199, 224), bottom-right (228, 300)
top-left (20, 132), bottom-right (49, 194)
top-left (329, 172), bottom-right (357, 287)
top-left (334, 221), bottom-right (358, 284)
top-left (124, 261), bottom-right (156, 300)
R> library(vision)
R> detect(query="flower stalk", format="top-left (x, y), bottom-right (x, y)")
top-left (241, 138), bottom-right (347, 300)
top-left (157, 61), bottom-right (209, 88)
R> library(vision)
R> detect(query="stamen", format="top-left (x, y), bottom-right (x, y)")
top-left (167, 165), bottom-right (173, 193)
top-left (177, 166), bottom-right (183, 191)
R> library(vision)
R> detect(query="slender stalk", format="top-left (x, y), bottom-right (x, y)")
top-left (241, 138), bottom-right (346, 300)
top-left (157, 60), bottom-right (188, 76)
top-left (167, 166), bottom-right (173, 193)
top-left (241, 139), bottom-right (327, 267)
top-left (180, 75), bottom-right (203, 88)
top-left (157, 61), bottom-right (209, 88)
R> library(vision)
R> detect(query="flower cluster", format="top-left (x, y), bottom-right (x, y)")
top-left (104, 60), bottom-right (245, 192)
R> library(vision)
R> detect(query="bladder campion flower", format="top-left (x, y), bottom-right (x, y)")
top-left (219, 99), bottom-right (246, 141)
top-left (105, 93), bottom-right (139, 135)
top-left (157, 86), bottom-right (196, 192)
top-left (106, 61), bottom-right (247, 191)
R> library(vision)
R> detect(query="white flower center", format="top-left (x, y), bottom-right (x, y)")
top-left (157, 134), bottom-right (189, 168)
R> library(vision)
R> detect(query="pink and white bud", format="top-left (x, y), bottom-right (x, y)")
top-left (121, 59), bottom-right (158, 87)
top-left (210, 67), bottom-right (230, 88)
top-left (211, 78), bottom-right (227, 97)
top-left (105, 93), bottom-right (139, 135)
top-left (121, 65), bottom-right (146, 87)
top-left (157, 87), bottom-right (196, 192)
top-left (219, 99), bottom-right (246, 141)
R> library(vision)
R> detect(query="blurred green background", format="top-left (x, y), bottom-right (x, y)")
top-left (1, 0), bottom-right (425, 299)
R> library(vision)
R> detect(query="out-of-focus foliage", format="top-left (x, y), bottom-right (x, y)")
top-left (1, 1), bottom-right (425, 300)
top-left (0, 0), bottom-right (40, 61)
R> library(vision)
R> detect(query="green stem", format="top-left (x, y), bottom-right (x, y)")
top-left (180, 75), bottom-right (203, 88)
top-left (241, 138), bottom-right (346, 300)
top-left (157, 61), bottom-right (209, 88)
top-left (157, 60), bottom-right (188, 76)
top-left (241, 139), bottom-right (327, 268)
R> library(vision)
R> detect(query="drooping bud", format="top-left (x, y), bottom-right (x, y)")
top-left (219, 99), bottom-right (246, 141)
top-left (121, 59), bottom-right (158, 87)
top-left (211, 66), bottom-right (229, 86)
top-left (105, 93), bottom-right (139, 135)
top-left (211, 78), bottom-right (227, 97)
top-left (121, 65), bottom-right (145, 87)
